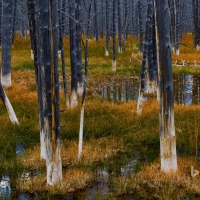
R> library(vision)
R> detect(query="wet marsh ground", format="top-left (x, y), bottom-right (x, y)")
top-left (0, 34), bottom-right (200, 199)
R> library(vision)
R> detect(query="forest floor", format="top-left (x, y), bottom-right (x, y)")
top-left (0, 34), bottom-right (200, 199)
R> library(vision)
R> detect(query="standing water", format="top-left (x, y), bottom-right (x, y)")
top-left (90, 74), bottom-right (200, 105)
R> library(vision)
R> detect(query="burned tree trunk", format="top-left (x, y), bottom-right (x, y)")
top-left (0, 0), bottom-right (2, 48)
top-left (78, 1), bottom-right (92, 159)
top-left (58, 0), bottom-right (70, 107)
top-left (105, 0), bottom-right (110, 56)
top-left (112, 0), bottom-right (116, 71)
top-left (94, 0), bottom-right (98, 42)
top-left (38, 0), bottom-right (62, 185)
top-left (138, 0), bottom-right (143, 54)
top-left (155, 0), bottom-right (177, 173)
top-left (47, 0), bottom-right (62, 185)
top-left (123, 0), bottom-right (129, 44)
top-left (27, 0), bottom-right (46, 160)
top-left (75, 0), bottom-right (83, 96)
top-left (1, 0), bottom-right (12, 87)
top-left (11, 0), bottom-right (17, 45)
top-left (137, 0), bottom-right (151, 115)
top-left (117, 0), bottom-right (122, 53)
top-left (192, 0), bottom-right (200, 49)
top-left (69, 0), bottom-right (78, 108)
top-left (146, 0), bottom-right (157, 94)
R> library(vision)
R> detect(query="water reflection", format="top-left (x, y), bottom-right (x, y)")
top-left (93, 74), bottom-right (200, 105)
top-left (0, 176), bottom-right (11, 199)
top-left (16, 142), bottom-right (25, 156)
top-left (66, 153), bottom-right (140, 200)
top-left (19, 193), bottom-right (37, 200)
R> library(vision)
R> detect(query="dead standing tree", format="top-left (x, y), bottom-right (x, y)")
top-left (112, 0), bottom-right (117, 71)
top-left (69, 0), bottom-right (83, 108)
top-left (38, 0), bottom-right (62, 185)
top-left (155, 0), bottom-right (177, 173)
top-left (1, 0), bottom-right (12, 87)
top-left (27, 0), bottom-right (46, 159)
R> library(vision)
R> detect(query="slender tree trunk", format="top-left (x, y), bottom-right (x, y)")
top-left (0, 0), bottom-right (2, 48)
top-left (0, 82), bottom-right (19, 124)
top-left (155, 0), bottom-right (177, 173)
top-left (99, 0), bottom-right (104, 39)
top-left (118, 0), bottom-right (122, 53)
top-left (123, 0), bottom-right (129, 45)
top-left (11, 0), bottom-right (17, 45)
top-left (1, 0), bottom-right (12, 87)
top-left (138, 0), bottom-right (143, 54)
top-left (69, 0), bottom-right (78, 108)
top-left (27, 0), bottom-right (46, 160)
top-left (58, 0), bottom-right (70, 107)
top-left (137, 0), bottom-right (151, 115)
top-left (75, 0), bottom-right (83, 96)
top-left (39, 0), bottom-right (53, 182)
top-left (112, 0), bottom-right (116, 71)
top-left (146, 0), bottom-right (157, 94)
top-left (78, 1), bottom-right (92, 159)
top-left (192, 0), bottom-right (200, 49)
top-left (105, 0), bottom-right (110, 56)
top-left (94, 0), bottom-right (98, 42)
top-left (47, 0), bottom-right (62, 185)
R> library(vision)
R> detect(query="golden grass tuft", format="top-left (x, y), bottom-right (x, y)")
top-left (16, 167), bottom-right (93, 194)
top-left (114, 157), bottom-right (200, 199)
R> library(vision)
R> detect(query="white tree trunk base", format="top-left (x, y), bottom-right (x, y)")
top-left (146, 80), bottom-right (157, 94)
top-left (112, 60), bottom-right (116, 71)
top-left (78, 105), bottom-right (84, 159)
top-left (160, 135), bottom-right (177, 173)
top-left (105, 50), bottom-right (109, 56)
top-left (65, 95), bottom-right (70, 108)
top-left (157, 87), bottom-right (160, 102)
top-left (31, 50), bottom-right (34, 60)
top-left (5, 94), bottom-right (19, 124)
top-left (174, 48), bottom-right (180, 55)
top-left (1, 72), bottom-right (11, 87)
top-left (4, 92), bottom-right (19, 124)
top-left (137, 92), bottom-right (143, 115)
top-left (40, 130), bottom-right (46, 160)
top-left (47, 157), bottom-right (62, 185)
top-left (58, 50), bottom-right (61, 58)
top-left (77, 82), bottom-right (83, 96)
top-left (118, 46), bottom-right (122, 53)
top-left (70, 90), bottom-right (78, 109)
top-left (196, 44), bottom-right (200, 51)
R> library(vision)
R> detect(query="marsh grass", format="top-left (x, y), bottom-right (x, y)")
top-left (0, 34), bottom-right (200, 198)
top-left (113, 157), bottom-right (200, 200)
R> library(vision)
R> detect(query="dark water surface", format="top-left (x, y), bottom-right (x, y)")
top-left (88, 74), bottom-right (200, 105)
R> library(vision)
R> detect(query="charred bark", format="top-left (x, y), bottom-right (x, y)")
top-left (112, 0), bottom-right (116, 71)
top-left (105, 0), bottom-right (110, 56)
top-left (78, 1), bottom-right (92, 159)
top-left (58, 0), bottom-right (70, 107)
top-left (75, 0), bottom-right (83, 96)
top-left (1, 0), bottom-right (12, 87)
top-left (47, 0), bottom-right (62, 185)
top-left (117, 0), bottom-right (122, 53)
top-left (138, 0), bottom-right (143, 54)
top-left (69, 0), bottom-right (78, 108)
top-left (137, 0), bottom-right (151, 115)
top-left (93, 0), bottom-right (98, 42)
top-left (146, 0), bottom-right (157, 94)
top-left (155, 0), bottom-right (177, 173)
